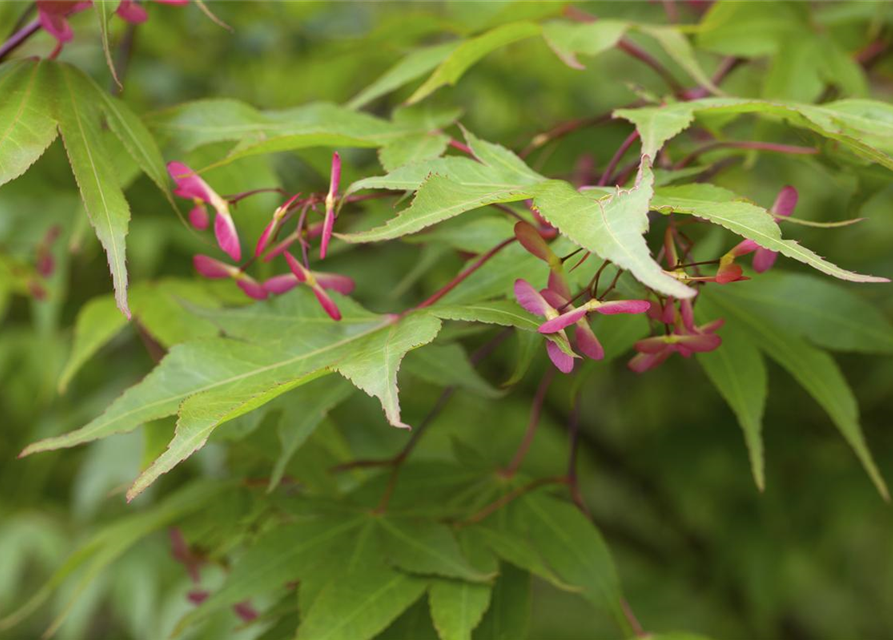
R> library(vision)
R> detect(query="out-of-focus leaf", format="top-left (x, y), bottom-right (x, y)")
top-left (471, 563), bottom-right (530, 640)
top-left (379, 517), bottom-right (492, 582)
top-left (517, 493), bottom-right (627, 630)
top-left (0, 481), bottom-right (225, 636)
top-left (697, 329), bottom-right (768, 490)
top-left (502, 329), bottom-right (538, 386)
top-left (268, 376), bottom-right (354, 491)
top-left (58, 280), bottom-right (226, 391)
top-left (175, 515), bottom-right (365, 632)
top-left (709, 273), bottom-right (893, 355)
top-left (641, 26), bottom-right (721, 95)
top-left (429, 576), bottom-right (492, 640)
top-left (0, 60), bottom-right (58, 187)
top-left (471, 523), bottom-right (570, 591)
top-left (408, 22), bottom-right (542, 104)
top-left (149, 100), bottom-right (443, 170)
top-left (348, 41), bottom-right (460, 110)
top-left (298, 555), bottom-right (428, 640)
top-left (58, 295), bottom-right (127, 392)
top-left (378, 599), bottom-right (441, 640)
top-left (541, 20), bottom-right (628, 69)
top-left (403, 343), bottom-right (501, 398)
top-left (704, 294), bottom-right (889, 500)
top-left (696, 1), bottom-right (806, 56)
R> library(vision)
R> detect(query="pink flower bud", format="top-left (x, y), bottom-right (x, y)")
top-left (233, 601), bottom-right (258, 623)
top-left (116, 0), bottom-right (148, 23)
top-left (628, 350), bottom-right (671, 373)
top-left (539, 307), bottom-right (588, 334)
top-left (263, 274), bottom-right (299, 295)
top-left (546, 341), bottom-right (575, 373)
top-left (37, 251), bottom-right (54, 278)
top-left (771, 185), bottom-right (798, 217)
top-left (575, 321), bottom-right (604, 361)
top-left (715, 261), bottom-right (745, 284)
top-left (320, 152), bottom-right (341, 259)
top-left (547, 269), bottom-right (571, 301)
top-left (312, 286), bottom-right (341, 321)
top-left (214, 211), bottom-right (241, 262)
top-left (36, 0), bottom-right (87, 43)
top-left (315, 272), bottom-right (355, 294)
top-left (193, 255), bottom-right (234, 279)
top-left (284, 252), bottom-right (311, 283)
top-left (514, 279), bottom-right (552, 317)
top-left (169, 162), bottom-right (240, 260)
top-left (594, 299), bottom-right (651, 315)
top-left (514, 221), bottom-right (553, 263)
top-left (188, 205), bottom-right (209, 230)
top-left (236, 277), bottom-right (268, 300)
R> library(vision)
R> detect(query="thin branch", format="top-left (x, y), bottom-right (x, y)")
top-left (413, 238), bottom-right (516, 310)
top-left (458, 476), bottom-right (568, 527)
top-left (0, 19), bottom-right (40, 63)
top-left (332, 328), bottom-right (512, 475)
top-left (366, 329), bottom-right (513, 514)
top-left (449, 138), bottom-right (473, 155)
top-left (502, 368), bottom-right (557, 477)
top-left (520, 112), bottom-right (616, 159)
top-left (599, 131), bottom-right (640, 186)
top-left (674, 140), bottom-right (819, 169)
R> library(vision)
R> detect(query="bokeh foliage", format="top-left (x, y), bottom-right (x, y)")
top-left (2, 2), bottom-right (893, 639)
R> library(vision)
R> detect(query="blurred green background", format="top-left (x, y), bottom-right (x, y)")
top-left (2, 2), bottom-right (893, 639)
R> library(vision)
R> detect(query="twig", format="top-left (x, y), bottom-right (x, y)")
top-left (502, 368), bottom-right (556, 477)
top-left (598, 131), bottom-right (640, 186)
top-left (0, 19), bottom-right (40, 63)
top-left (520, 112), bottom-right (616, 159)
top-left (449, 139), bottom-right (473, 155)
top-left (458, 476), bottom-right (568, 527)
top-left (674, 140), bottom-right (819, 169)
top-left (365, 329), bottom-right (513, 514)
top-left (332, 329), bottom-right (512, 476)
top-left (413, 238), bottom-right (516, 310)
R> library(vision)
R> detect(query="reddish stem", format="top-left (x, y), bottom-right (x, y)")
top-left (225, 187), bottom-right (288, 203)
top-left (459, 476), bottom-right (568, 527)
top-left (449, 139), bottom-right (474, 155)
top-left (598, 131), bottom-right (640, 186)
top-left (502, 368), bottom-right (556, 478)
top-left (674, 140), bottom-right (819, 169)
top-left (520, 112), bottom-right (617, 158)
top-left (0, 19), bottom-right (40, 62)
top-left (413, 237), bottom-right (516, 310)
